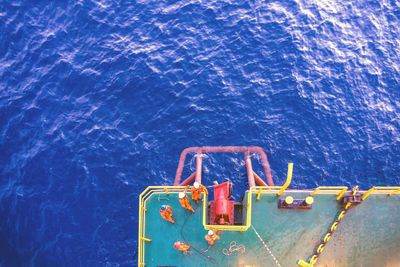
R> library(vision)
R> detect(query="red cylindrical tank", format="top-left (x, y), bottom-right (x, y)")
top-left (213, 182), bottom-right (231, 224)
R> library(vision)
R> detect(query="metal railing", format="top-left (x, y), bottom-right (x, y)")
top-left (138, 183), bottom-right (400, 266)
top-left (361, 186), bottom-right (400, 200)
top-left (173, 146), bottom-right (274, 187)
top-left (138, 186), bottom-right (186, 267)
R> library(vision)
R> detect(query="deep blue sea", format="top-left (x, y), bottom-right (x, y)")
top-left (1, 0), bottom-right (400, 266)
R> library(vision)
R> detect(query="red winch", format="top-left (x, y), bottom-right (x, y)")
top-left (209, 182), bottom-right (234, 225)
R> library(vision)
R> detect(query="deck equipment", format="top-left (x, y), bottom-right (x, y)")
top-left (138, 146), bottom-right (400, 267)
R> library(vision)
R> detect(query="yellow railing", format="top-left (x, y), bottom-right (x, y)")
top-left (309, 186), bottom-right (349, 195)
top-left (310, 186), bottom-right (349, 201)
top-left (361, 186), bottom-right (400, 201)
top-left (138, 183), bottom-right (400, 266)
top-left (277, 163), bottom-right (293, 196)
top-left (138, 186), bottom-right (187, 267)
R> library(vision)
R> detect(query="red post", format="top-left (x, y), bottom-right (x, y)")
top-left (174, 147), bottom-right (197, 185)
top-left (195, 152), bottom-right (202, 184)
top-left (245, 152), bottom-right (256, 187)
top-left (253, 171), bottom-right (267, 186)
top-left (179, 172), bottom-right (196, 186)
top-left (174, 146), bottom-right (274, 186)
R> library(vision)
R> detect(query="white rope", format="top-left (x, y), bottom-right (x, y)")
top-left (222, 241), bottom-right (245, 256)
top-left (251, 225), bottom-right (282, 267)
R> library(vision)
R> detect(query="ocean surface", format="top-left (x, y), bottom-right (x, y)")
top-left (1, 0), bottom-right (399, 266)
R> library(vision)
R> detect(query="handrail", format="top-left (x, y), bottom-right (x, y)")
top-left (138, 186), bottom-right (187, 266)
top-left (138, 185), bottom-right (400, 266)
top-left (310, 186), bottom-right (348, 196)
top-left (173, 146), bottom-right (274, 186)
top-left (277, 163), bottom-right (293, 196)
top-left (362, 186), bottom-right (400, 200)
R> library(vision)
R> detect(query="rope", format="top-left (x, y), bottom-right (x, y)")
top-left (180, 206), bottom-right (218, 265)
top-left (251, 225), bottom-right (282, 267)
top-left (222, 241), bottom-right (245, 256)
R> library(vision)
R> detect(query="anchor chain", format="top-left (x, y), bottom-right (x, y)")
top-left (297, 186), bottom-right (359, 267)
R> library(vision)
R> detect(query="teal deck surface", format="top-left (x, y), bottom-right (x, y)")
top-left (142, 191), bottom-right (400, 267)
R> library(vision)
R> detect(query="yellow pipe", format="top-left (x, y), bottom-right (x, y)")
top-left (251, 186), bottom-right (282, 195)
top-left (140, 237), bottom-right (152, 242)
top-left (246, 188), bottom-right (252, 226)
top-left (389, 188), bottom-right (400, 195)
top-left (202, 190), bottom-right (207, 227)
top-left (371, 186), bottom-right (400, 190)
top-left (277, 163), bottom-right (293, 196)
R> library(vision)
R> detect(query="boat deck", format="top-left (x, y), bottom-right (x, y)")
top-left (139, 188), bottom-right (400, 267)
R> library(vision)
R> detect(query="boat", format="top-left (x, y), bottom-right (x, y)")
top-left (137, 146), bottom-right (400, 267)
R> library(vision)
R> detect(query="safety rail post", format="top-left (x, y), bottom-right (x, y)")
top-left (163, 187), bottom-right (169, 194)
top-left (310, 188), bottom-right (320, 196)
top-left (310, 186), bottom-right (348, 197)
top-left (277, 163), bottom-right (293, 196)
top-left (362, 186), bottom-right (400, 200)
top-left (361, 187), bottom-right (376, 201)
top-left (336, 187), bottom-right (348, 200)
top-left (256, 188), bottom-right (262, 200)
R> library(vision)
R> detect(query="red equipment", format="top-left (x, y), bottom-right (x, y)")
top-left (209, 182), bottom-right (234, 225)
top-left (173, 146), bottom-right (274, 187)
top-left (172, 147), bottom-right (276, 225)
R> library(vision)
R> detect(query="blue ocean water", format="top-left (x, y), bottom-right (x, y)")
top-left (1, 0), bottom-right (399, 266)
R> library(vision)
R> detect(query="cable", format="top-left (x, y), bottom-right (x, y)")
top-left (180, 206), bottom-right (218, 265)
top-left (222, 241), bottom-right (245, 256)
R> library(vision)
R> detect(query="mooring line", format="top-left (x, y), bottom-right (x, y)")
top-left (180, 206), bottom-right (218, 265)
top-left (251, 225), bottom-right (282, 267)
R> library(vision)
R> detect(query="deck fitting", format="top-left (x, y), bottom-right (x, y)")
top-left (278, 196), bottom-right (313, 209)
